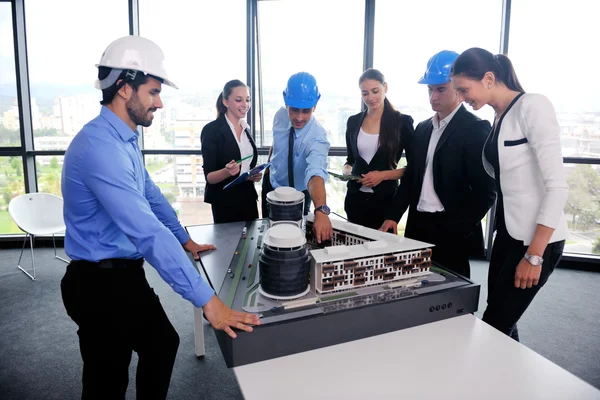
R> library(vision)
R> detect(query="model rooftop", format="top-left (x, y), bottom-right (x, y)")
top-left (305, 213), bottom-right (433, 263)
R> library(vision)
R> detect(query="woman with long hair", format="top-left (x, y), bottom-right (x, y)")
top-left (343, 68), bottom-right (414, 229)
top-left (201, 80), bottom-right (261, 223)
top-left (451, 48), bottom-right (568, 340)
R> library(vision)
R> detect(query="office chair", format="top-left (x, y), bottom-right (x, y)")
top-left (8, 193), bottom-right (69, 280)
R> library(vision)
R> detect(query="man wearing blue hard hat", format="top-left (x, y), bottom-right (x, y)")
top-left (262, 72), bottom-right (333, 243)
top-left (380, 50), bottom-right (496, 278)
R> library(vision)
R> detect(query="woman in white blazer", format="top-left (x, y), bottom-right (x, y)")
top-left (450, 48), bottom-right (568, 341)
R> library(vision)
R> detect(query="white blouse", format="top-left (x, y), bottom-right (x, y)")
top-left (225, 114), bottom-right (253, 173)
top-left (357, 127), bottom-right (379, 193)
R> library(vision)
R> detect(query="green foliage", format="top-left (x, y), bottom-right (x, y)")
top-left (163, 191), bottom-right (177, 204)
top-left (0, 126), bottom-right (20, 146)
top-left (10, 157), bottom-right (19, 170)
top-left (37, 166), bottom-right (62, 196)
top-left (593, 236), bottom-right (600, 255)
top-left (35, 128), bottom-right (60, 137)
top-left (566, 165), bottom-right (600, 231)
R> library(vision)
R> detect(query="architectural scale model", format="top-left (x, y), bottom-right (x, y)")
top-left (259, 186), bottom-right (434, 300)
top-left (187, 201), bottom-right (481, 367)
top-left (304, 213), bottom-right (433, 295)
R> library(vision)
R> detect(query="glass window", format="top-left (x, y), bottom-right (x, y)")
top-left (139, 0), bottom-right (247, 150)
top-left (25, 0), bottom-right (128, 150)
top-left (0, 2), bottom-right (21, 147)
top-left (36, 155), bottom-right (64, 196)
top-left (0, 156), bottom-right (26, 234)
top-left (509, 0), bottom-right (600, 158)
top-left (256, 0), bottom-right (364, 147)
top-left (564, 163), bottom-right (600, 256)
top-left (374, 0), bottom-right (502, 124)
top-left (145, 154), bottom-right (213, 226)
top-left (326, 156), bottom-right (349, 219)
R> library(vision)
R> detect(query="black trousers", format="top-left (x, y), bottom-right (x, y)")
top-left (61, 259), bottom-right (180, 400)
top-left (482, 227), bottom-right (565, 341)
top-left (211, 198), bottom-right (258, 223)
top-left (344, 191), bottom-right (393, 230)
top-left (405, 210), bottom-right (472, 278)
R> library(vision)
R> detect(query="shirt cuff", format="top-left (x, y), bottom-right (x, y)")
top-left (304, 169), bottom-right (328, 188)
top-left (188, 280), bottom-right (215, 308)
top-left (175, 229), bottom-right (191, 245)
top-left (536, 213), bottom-right (560, 230)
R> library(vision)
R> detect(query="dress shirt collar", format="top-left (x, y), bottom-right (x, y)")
top-left (432, 103), bottom-right (461, 130)
top-left (100, 106), bottom-right (137, 142)
top-left (291, 115), bottom-right (315, 139)
top-left (224, 113), bottom-right (249, 133)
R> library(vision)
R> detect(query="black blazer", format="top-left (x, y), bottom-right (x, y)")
top-left (345, 110), bottom-right (415, 198)
top-left (200, 114), bottom-right (258, 205)
top-left (387, 105), bottom-right (496, 240)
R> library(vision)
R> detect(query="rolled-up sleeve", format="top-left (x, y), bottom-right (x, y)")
top-left (520, 94), bottom-right (568, 229)
top-left (144, 169), bottom-right (190, 245)
top-left (81, 145), bottom-right (214, 307)
top-left (304, 133), bottom-right (330, 188)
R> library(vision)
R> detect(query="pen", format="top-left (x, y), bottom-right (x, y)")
top-left (236, 154), bottom-right (253, 164)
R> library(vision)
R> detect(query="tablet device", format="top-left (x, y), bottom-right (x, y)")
top-left (327, 170), bottom-right (362, 181)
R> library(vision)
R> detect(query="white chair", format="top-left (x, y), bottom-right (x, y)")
top-left (8, 193), bottom-right (69, 280)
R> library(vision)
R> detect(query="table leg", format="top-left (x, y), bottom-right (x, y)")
top-left (193, 306), bottom-right (205, 357)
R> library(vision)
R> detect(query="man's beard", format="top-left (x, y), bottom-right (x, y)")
top-left (126, 91), bottom-right (155, 127)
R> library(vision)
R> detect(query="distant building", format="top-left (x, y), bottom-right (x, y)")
top-left (172, 105), bottom-right (212, 198)
top-left (337, 106), bottom-right (355, 145)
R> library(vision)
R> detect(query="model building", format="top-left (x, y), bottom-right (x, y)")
top-left (305, 214), bottom-right (432, 294)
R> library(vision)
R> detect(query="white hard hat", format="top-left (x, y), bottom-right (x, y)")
top-left (95, 35), bottom-right (178, 90)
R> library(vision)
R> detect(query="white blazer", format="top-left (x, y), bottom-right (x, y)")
top-left (482, 93), bottom-right (568, 246)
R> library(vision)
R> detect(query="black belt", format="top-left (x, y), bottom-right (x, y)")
top-left (70, 258), bottom-right (144, 269)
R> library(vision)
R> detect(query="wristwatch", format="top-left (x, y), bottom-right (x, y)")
top-left (523, 252), bottom-right (544, 266)
top-left (314, 205), bottom-right (331, 216)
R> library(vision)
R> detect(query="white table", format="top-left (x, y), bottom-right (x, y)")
top-left (188, 223), bottom-right (599, 398)
top-left (234, 314), bottom-right (600, 400)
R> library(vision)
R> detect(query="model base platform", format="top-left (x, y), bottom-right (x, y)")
top-left (197, 219), bottom-right (480, 368)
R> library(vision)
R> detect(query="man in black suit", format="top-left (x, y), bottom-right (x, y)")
top-left (380, 50), bottom-right (496, 278)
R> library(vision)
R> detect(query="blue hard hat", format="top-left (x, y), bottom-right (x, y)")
top-left (418, 50), bottom-right (460, 85)
top-left (283, 72), bottom-right (321, 108)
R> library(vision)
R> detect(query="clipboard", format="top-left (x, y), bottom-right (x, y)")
top-left (327, 170), bottom-right (362, 182)
top-left (224, 162), bottom-right (271, 190)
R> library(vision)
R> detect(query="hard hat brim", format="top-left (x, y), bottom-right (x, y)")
top-left (418, 75), bottom-right (450, 85)
top-left (95, 64), bottom-right (178, 90)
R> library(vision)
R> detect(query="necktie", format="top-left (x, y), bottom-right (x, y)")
top-left (288, 127), bottom-right (295, 188)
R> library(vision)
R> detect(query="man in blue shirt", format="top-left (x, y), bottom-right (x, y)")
top-left (60, 36), bottom-right (259, 400)
top-left (261, 72), bottom-right (333, 242)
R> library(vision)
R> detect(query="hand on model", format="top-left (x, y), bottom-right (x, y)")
top-left (183, 239), bottom-right (216, 260)
top-left (313, 211), bottom-right (333, 243)
top-left (203, 295), bottom-right (260, 339)
top-left (379, 219), bottom-right (398, 235)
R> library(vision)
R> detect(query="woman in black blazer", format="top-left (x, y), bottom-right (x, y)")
top-left (343, 69), bottom-right (414, 230)
top-left (201, 80), bottom-right (261, 223)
